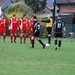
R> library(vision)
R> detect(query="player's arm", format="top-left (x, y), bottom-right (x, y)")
top-left (63, 27), bottom-right (66, 32)
top-left (41, 19), bottom-right (50, 23)
top-left (63, 27), bottom-right (66, 35)
top-left (52, 25), bottom-right (55, 34)
top-left (8, 19), bottom-right (12, 30)
top-left (5, 20), bottom-right (9, 26)
top-left (52, 21), bottom-right (56, 34)
top-left (9, 18), bottom-right (12, 26)
top-left (28, 20), bottom-right (30, 28)
top-left (63, 22), bottom-right (66, 35)
top-left (18, 20), bottom-right (22, 30)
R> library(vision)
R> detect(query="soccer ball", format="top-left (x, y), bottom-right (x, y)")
top-left (45, 43), bottom-right (50, 47)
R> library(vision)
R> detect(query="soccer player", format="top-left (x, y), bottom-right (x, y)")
top-left (52, 14), bottom-right (66, 50)
top-left (19, 14), bottom-right (28, 44)
top-left (30, 15), bottom-right (45, 49)
top-left (41, 15), bottom-right (53, 45)
top-left (9, 14), bottom-right (19, 43)
top-left (0, 15), bottom-right (8, 42)
top-left (28, 15), bottom-right (34, 43)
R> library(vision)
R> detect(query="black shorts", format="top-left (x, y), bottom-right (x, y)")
top-left (55, 33), bottom-right (62, 38)
top-left (33, 31), bottom-right (40, 37)
top-left (46, 27), bottom-right (52, 34)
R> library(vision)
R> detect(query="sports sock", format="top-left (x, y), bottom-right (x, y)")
top-left (58, 40), bottom-right (61, 47)
top-left (24, 36), bottom-right (26, 43)
top-left (55, 40), bottom-right (57, 47)
top-left (48, 36), bottom-right (51, 44)
top-left (14, 36), bottom-right (16, 41)
top-left (10, 36), bottom-right (13, 42)
top-left (38, 39), bottom-right (45, 46)
top-left (3, 35), bottom-right (6, 41)
top-left (30, 35), bottom-right (32, 43)
top-left (20, 36), bottom-right (22, 43)
top-left (32, 40), bottom-right (34, 48)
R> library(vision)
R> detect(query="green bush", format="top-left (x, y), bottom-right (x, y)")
top-left (40, 22), bottom-right (47, 38)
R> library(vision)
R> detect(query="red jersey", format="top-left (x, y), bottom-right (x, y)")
top-left (28, 19), bottom-right (34, 29)
top-left (20, 18), bottom-right (28, 30)
top-left (0, 18), bottom-right (6, 28)
top-left (0, 18), bottom-right (9, 34)
top-left (28, 19), bottom-right (34, 34)
top-left (9, 17), bottom-right (19, 30)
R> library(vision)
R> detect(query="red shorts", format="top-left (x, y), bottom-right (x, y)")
top-left (20, 29), bottom-right (26, 34)
top-left (29, 30), bottom-right (33, 34)
top-left (10, 29), bottom-right (17, 34)
top-left (0, 28), bottom-right (6, 34)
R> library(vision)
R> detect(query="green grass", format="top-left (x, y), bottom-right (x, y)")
top-left (0, 37), bottom-right (75, 75)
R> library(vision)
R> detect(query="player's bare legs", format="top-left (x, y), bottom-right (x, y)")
top-left (10, 34), bottom-right (13, 43)
top-left (3, 33), bottom-right (6, 42)
top-left (14, 33), bottom-right (17, 43)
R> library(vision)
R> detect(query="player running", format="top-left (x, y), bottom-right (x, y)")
top-left (30, 15), bottom-right (45, 49)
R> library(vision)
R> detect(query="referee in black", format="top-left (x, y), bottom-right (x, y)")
top-left (53, 14), bottom-right (66, 50)
top-left (30, 15), bottom-right (45, 49)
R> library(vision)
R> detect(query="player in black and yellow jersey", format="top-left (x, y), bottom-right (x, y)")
top-left (41, 15), bottom-right (53, 45)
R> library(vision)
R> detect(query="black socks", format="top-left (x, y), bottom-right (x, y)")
top-left (32, 40), bottom-right (34, 48)
top-left (38, 39), bottom-right (45, 46)
top-left (55, 40), bottom-right (61, 48)
top-left (48, 36), bottom-right (51, 44)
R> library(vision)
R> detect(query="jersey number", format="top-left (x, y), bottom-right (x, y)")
top-left (38, 25), bottom-right (40, 29)
top-left (57, 23), bottom-right (61, 28)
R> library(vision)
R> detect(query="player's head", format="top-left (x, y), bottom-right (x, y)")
top-left (23, 14), bottom-right (26, 19)
top-left (13, 14), bottom-right (16, 18)
top-left (33, 15), bottom-right (37, 19)
top-left (13, 14), bottom-right (16, 17)
top-left (58, 14), bottom-right (61, 18)
top-left (23, 14), bottom-right (26, 17)
top-left (47, 15), bottom-right (51, 19)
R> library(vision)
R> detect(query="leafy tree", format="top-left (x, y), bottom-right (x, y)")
top-left (6, 11), bottom-right (23, 20)
top-left (6, 1), bottom-right (33, 15)
top-left (40, 22), bottom-right (47, 38)
top-left (24, 0), bottom-right (47, 13)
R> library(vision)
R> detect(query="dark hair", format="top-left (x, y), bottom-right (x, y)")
top-left (58, 14), bottom-right (61, 17)
top-left (13, 14), bottom-right (16, 17)
top-left (33, 15), bottom-right (37, 19)
top-left (23, 14), bottom-right (26, 17)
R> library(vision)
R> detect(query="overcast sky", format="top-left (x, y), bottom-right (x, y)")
top-left (46, 0), bottom-right (54, 7)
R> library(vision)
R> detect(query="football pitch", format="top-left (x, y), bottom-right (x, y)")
top-left (0, 37), bottom-right (75, 75)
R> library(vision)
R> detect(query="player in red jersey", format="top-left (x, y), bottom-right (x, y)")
top-left (0, 15), bottom-right (9, 42)
top-left (9, 14), bottom-right (19, 43)
top-left (28, 15), bottom-right (34, 43)
top-left (19, 14), bottom-right (28, 44)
